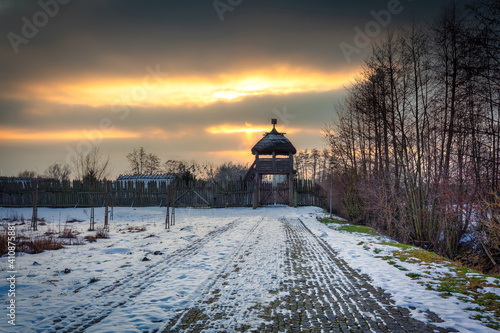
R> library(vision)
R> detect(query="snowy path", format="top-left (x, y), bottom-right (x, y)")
top-left (2, 207), bottom-right (487, 332)
top-left (162, 217), bottom-right (453, 333)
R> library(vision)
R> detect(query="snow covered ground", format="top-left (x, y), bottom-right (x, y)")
top-left (0, 206), bottom-right (497, 332)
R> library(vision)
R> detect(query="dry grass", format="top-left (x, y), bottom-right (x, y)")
top-left (66, 218), bottom-right (84, 223)
top-left (58, 228), bottom-right (78, 239)
top-left (44, 228), bottom-right (57, 236)
top-left (17, 235), bottom-right (64, 254)
top-left (95, 227), bottom-right (109, 239)
top-left (128, 226), bottom-right (146, 233)
top-left (0, 232), bottom-right (7, 256)
top-left (84, 235), bottom-right (97, 243)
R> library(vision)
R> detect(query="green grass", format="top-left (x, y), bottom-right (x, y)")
top-left (337, 224), bottom-right (378, 236)
top-left (393, 248), bottom-right (500, 328)
top-left (406, 273), bottom-right (422, 280)
top-left (393, 248), bottom-right (447, 265)
top-left (317, 217), bottom-right (348, 225)
top-left (318, 213), bottom-right (500, 330)
top-left (379, 241), bottom-right (416, 250)
top-left (73, 286), bottom-right (85, 293)
top-left (318, 217), bottom-right (378, 236)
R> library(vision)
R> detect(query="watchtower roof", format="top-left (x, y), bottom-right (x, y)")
top-left (251, 120), bottom-right (297, 156)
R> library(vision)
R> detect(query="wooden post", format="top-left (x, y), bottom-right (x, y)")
top-left (171, 182), bottom-right (176, 226)
top-left (89, 182), bottom-right (95, 231)
top-left (165, 184), bottom-right (170, 229)
top-left (31, 180), bottom-right (38, 231)
top-left (110, 195), bottom-right (114, 220)
top-left (104, 181), bottom-right (109, 230)
top-left (253, 173), bottom-right (260, 209)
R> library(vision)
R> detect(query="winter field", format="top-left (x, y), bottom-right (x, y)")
top-left (0, 206), bottom-right (499, 332)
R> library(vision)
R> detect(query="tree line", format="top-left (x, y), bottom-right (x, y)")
top-left (15, 145), bottom-right (332, 183)
top-left (125, 146), bottom-right (248, 181)
top-left (324, 0), bottom-right (500, 272)
top-left (15, 146), bottom-right (250, 183)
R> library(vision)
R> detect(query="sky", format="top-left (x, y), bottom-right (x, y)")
top-left (0, 0), bottom-right (455, 178)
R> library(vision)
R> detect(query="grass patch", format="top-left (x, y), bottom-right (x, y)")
top-left (432, 269), bottom-right (500, 328)
top-left (406, 273), bottom-right (422, 280)
top-left (317, 217), bottom-right (348, 225)
top-left (95, 227), bottom-right (109, 239)
top-left (392, 247), bottom-right (500, 328)
top-left (58, 228), bottom-right (77, 239)
top-left (379, 241), bottom-right (416, 250)
top-left (73, 286), bottom-right (85, 293)
top-left (318, 217), bottom-right (378, 236)
top-left (88, 277), bottom-right (100, 284)
top-left (66, 218), bottom-right (84, 223)
top-left (128, 226), bottom-right (147, 233)
top-left (337, 224), bottom-right (378, 236)
top-left (16, 235), bottom-right (64, 254)
top-left (393, 248), bottom-right (447, 265)
top-left (84, 235), bottom-right (97, 243)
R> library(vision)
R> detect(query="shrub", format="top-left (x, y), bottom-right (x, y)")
top-left (17, 235), bottom-right (64, 254)
top-left (59, 228), bottom-right (77, 239)
top-left (0, 232), bottom-right (7, 256)
top-left (84, 235), bottom-right (97, 243)
top-left (95, 227), bottom-right (109, 239)
top-left (128, 226), bottom-right (146, 232)
top-left (88, 277), bottom-right (100, 284)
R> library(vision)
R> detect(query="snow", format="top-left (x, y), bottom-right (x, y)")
top-left (0, 206), bottom-right (497, 332)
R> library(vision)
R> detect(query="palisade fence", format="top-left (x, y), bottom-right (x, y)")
top-left (0, 177), bottom-right (326, 208)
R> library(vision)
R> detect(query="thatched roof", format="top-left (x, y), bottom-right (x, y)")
top-left (251, 128), bottom-right (297, 156)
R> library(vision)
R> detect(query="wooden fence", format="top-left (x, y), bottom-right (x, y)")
top-left (0, 178), bottom-right (326, 208)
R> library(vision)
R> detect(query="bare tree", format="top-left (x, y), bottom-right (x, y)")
top-left (144, 153), bottom-right (161, 174)
top-left (44, 163), bottom-right (71, 181)
top-left (127, 147), bottom-right (147, 174)
top-left (73, 147), bottom-right (110, 181)
top-left (17, 170), bottom-right (38, 178)
top-left (214, 162), bottom-right (248, 181)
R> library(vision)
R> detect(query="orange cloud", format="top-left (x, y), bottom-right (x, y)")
top-left (8, 65), bottom-right (356, 108)
top-left (206, 124), bottom-right (269, 134)
top-left (206, 123), bottom-right (300, 135)
top-left (0, 128), bottom-right (140, 141)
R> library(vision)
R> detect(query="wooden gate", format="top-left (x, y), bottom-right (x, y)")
top-left (259, 180), bottom-right (290, 205)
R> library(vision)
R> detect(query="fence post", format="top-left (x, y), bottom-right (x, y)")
top-left (89, 181), bottom-right (95, 231)
top-left (171, 182), bottom-right (176, 226)
top-left (31, 180), bottom-right (38, 231)
top-left (104, 181), bottom-right (109, 230)
top-left (165, 184), bottom-right (170, 229)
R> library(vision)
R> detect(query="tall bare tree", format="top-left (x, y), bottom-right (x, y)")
top-left (73, 147), bottom-right (110, 181)
top-left (44, 163), bottom-right (71, 181)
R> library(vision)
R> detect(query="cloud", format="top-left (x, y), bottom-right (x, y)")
top-left (0, 0), bottom-right (451, 176)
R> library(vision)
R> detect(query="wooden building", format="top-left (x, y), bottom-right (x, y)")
top-left (244, 119), bottom-right (297, 207)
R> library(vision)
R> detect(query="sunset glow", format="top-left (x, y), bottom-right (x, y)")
top-left (0, 0), bottom-right (431, 177)
top-left (9, 68), bottom-right (356, 108)
top-left (0, 128), bottom-right (140, 141)
top-left (206, 124), bottom-right (270, 134)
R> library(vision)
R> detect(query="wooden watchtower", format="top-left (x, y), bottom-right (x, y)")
top-left (244, 119), bottom-right (297, 207)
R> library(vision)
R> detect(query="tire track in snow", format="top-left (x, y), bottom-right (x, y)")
top-left (161, 217), bottom-right (457, 332)
top-left (161, 216), bottom-right (286, 332)
top-left (36, 218), bottom-right (243, 333)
